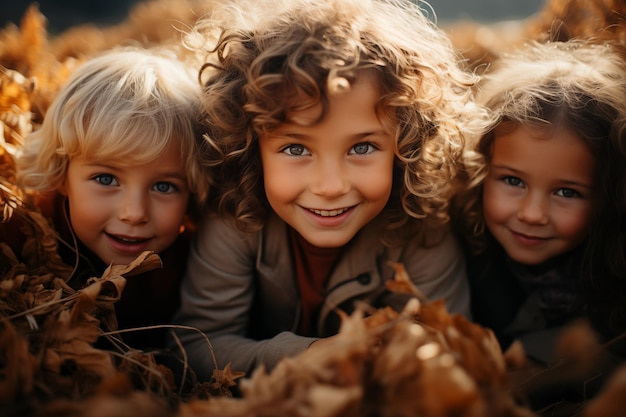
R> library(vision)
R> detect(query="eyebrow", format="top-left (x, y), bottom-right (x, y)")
top-left (275, 130), bottom-right (387, 140)
top-left (160, 172), bottom-right (189, 182)
top-left (85, 162), bottom-right (188, 181)
top-left (558, 179), bottom-right (594, 190)
top-left (490, 164), bottom-right (594, 189)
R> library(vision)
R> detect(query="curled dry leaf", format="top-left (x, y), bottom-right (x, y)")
top-left (385, 261), bottom-right (428, 302)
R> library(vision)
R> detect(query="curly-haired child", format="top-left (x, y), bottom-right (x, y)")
top-left (173, 0), bottom-right (489, 378)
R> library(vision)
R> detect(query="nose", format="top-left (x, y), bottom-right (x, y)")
top-left (309, 157), bottom-right (350, 198)
top-left (516, 192), bottom-right (549, 225)
top-left (118, 191), bottom-right (149, 224)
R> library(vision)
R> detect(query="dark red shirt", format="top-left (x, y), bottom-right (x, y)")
top-left (289, 227), bottom-right (342, 337)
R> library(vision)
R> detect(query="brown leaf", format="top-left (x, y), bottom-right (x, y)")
top-left (208, 363), bottom-right (245, 397)
top-left (100, 251), bottom-right (162, 279)
top-left (385, 261), bottom-right (428, 302)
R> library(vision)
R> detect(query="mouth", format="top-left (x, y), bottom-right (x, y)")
top-left (308, 207), bottom-right (352, 217)
top-left (511, 230), bottom-right (551, 243)
top-left (513, 230), bottom-right (548, 239)
top-left (106, 233), bottom-right (151, 244)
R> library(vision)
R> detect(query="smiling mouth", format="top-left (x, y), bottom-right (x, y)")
top-left (512, 231), bottom-right (549, 241)
top-left (107, 233), bottom-right (150, 244)
top-left (309, 207), bottom-right (351, 217)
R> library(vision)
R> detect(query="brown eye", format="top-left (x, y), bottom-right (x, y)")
top-left (557, 188), bottom-right (581, 199)
top-left (503, 176), bottom-right (523, 187)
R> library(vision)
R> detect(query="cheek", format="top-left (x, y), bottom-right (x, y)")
top-left (264, 174), bottom-right (288, 206)
top-left (66, 199), bottom-right (102, 248)
top-left (68, 195), bottom-right (101, 225)
top-left (558, 207), bottom-right (592, 240)
top-left (360, 173), bottom-right (392, 201)
top-left (154, 202), bottom-right (190, 249)
top-left (262, 162), bottom-right (301, 205)
top-left (482, 183), bottom-right (509, 224)
top-left (357, 158), bottom-right (394, 201)
top-left (162, 200), bottom-right (190, 227)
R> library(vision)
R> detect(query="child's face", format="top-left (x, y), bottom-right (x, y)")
top-left (482, 124), bottom-right (596, 265)
top-left (259, 71), bottom-right (395, 248)
top-left (60, 142), bottom-right (190, 265)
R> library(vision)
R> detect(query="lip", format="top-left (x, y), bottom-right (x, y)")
top-left (510, 230), bottom-right (550, 246)
top-left (105, 232), bottom-right (152, 255)
top-left (302, 205), bottom-right (356, 227)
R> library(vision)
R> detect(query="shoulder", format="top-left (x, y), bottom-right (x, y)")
top-left (404, 226), bottom-right (462, 259)
top-left (396, 226), bottom-right (465, 279)
top-left (195, 213), bottom-right (254, 242)
top-left (191, 212), bottom-right (287, 260)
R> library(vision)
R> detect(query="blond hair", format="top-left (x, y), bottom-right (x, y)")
top-left (17, 46), bottom-right (210, 211)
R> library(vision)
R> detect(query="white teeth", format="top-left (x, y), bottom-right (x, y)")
top-left (311, 208), bottom-right (348, 217)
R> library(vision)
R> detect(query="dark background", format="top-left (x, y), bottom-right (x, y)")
top-left (2, 0), bottom-right (546, 35)
top-left (2, 0), bottom-right (137, 34)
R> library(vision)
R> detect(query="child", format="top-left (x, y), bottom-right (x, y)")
top-left (14, 46), bottom-right (210, 350)
top-left (452, 40), bottom-right (626, 407)
top-left (173, 0), bottom-right (489, 378)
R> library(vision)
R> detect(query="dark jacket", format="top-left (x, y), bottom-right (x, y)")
top-left (1, 192), bottom-right (191, 351)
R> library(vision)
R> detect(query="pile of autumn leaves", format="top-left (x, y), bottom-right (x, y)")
top-left (3, 1), bottom-right (626, 416)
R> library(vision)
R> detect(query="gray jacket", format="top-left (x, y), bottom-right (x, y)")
top-left (172, 212), bottom-right (470, 378)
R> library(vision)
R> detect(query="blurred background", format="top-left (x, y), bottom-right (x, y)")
top-left (3, 0), bottom-right (545, 34)
top-left (428, 0), bottom-right (544, 23)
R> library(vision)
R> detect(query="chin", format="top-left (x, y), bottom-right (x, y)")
top-left (509, 254), bottom-right (550, 266)
top-left (307, 236), bottom-right (352, 249)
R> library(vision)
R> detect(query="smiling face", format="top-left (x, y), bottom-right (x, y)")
top-left (61, 141), bottom-right (190, 265)
top-left (259, 71), bottom-right (395, 248)
top-left (482, 124), bottom-right (596, 265)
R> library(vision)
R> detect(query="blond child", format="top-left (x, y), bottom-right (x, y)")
top-left (15, 46), bottom-right (210, 350)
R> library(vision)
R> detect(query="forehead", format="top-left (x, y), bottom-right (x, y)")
top-left (80, 133), bottom-right (184, 164)
top-left (285, 69), bottom-right (381, 114)
top-left (284, 71), bottom-right (383, 125)
top-left (491, 124), bottom-right (596, 184)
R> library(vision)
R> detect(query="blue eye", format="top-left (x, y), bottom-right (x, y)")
top-left (153, 182), bottom-right (177, 193)
top-left (350, 143), bottom-right (375, 155)
top-left (94, 174), bottom-right (117, 186)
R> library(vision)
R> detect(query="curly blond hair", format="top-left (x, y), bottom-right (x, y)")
top-left (16, 46), bottom-right (211, 215)
top-left (188, 0), bottom-right (488, 243)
